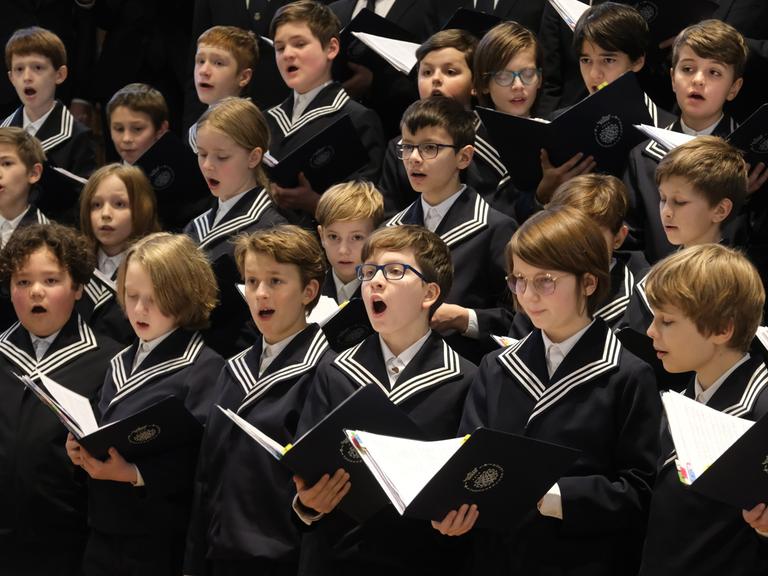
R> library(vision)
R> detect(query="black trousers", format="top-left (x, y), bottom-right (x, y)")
top-left (82, 530), bottom-right (185, 576)
top-left (0, 531), bottom-right (87, 576)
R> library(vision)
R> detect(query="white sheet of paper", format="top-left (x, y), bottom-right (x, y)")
top-left (346, 430), bottom-right (465, 514)
top-left (661, 390), bottom-right (754, 484)
top-left (218, 406), bottom-right (286, 460)
top-left (549, 0), bottom-right (590, 30)
top-left (634, 124), bottom-right (696, 151)
top-left (350, 32), bottom-right (419, 74)
top-left (307, 295), bottom-right (341, 325)
top-left (39, 374), bottom-right (100, 436)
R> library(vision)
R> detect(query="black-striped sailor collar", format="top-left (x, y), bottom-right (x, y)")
top-left (0, 313), bottom-right (98, 377)
top-left (385, 187), bottom-right (490, 248)
top-left (1, 101), bottom-right (74, 152)
top-left (332, 332), bottom-right (462, 405)
top-left (107, 330), bottom-right (205, 407)
top-left (229, 325), bottom-right (329, 414)
top-left (497, 320), bottom-right (622, 423)
top-left (190, 187), bottom-right (274, 249)
top-left (267, 83), bottom-right (350, 138)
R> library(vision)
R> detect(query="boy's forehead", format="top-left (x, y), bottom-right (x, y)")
top-left (245, 250), bottom-right (299, 272)
top-left (0, 142), bottom-right (23, 160)
top-left (274, 21), bottom-right (319, 42)
top-left (10, 52), bottom-right (53, 66)
top-left (675, 45), bottom-right (730, 68)
top-left (110, 105), bottom-right (153, 124)
top-left (14, 246), bottom-right (67, 275)
top-left (324, 218), bottom-right (375, 233)
top-left (196, 43), bottom-right (235, 59)
top-left (402, 125), bottom-right (453, 143)
top-left (368, 248), bottom-right (418, 264)
top-left (420, 47), bottom-right (468, 67)
top-left (579, 40), bottom-right (622, 56)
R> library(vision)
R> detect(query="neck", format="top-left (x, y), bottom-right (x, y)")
top-left (335, 267), bottom-right (357, 284)
top-left (25, 99), bottom-right (55, 123)
top-left (100, 243), bottom-right (126, 257)
top-left (0, 199), bottom-right (29, 222)
top-left (422, 179), bottom-right (462, 207)
top-left (264, 321), bottom-right (305, 346)
top-left (697, 347), bottom-right (745, 390)
top-left (220, 180), bottom-right (257, 203)
top-left (542, 315), bottom-right (591, 344)
top-left (681, 111), bottom-right (722, 133)
top-left (683, 225), bottom-right (721, 249)
top-left (380, 322), bottom-right (430, 357)
top-left (298, 76), bottom-right (332, 96)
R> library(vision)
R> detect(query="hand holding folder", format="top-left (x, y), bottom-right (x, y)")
top-left (344, 427), bottom-right (580, 529)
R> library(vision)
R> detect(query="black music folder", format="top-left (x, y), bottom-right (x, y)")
top-left (727, 103), bottom-right (768, 168)
top-left (439, 8), bottom-right (502, 39)
top-left (661, 390), bottom-right (768, 510)
top-left (263, 114), bottom-right (368, 193)
top-left (478, 72), bottom-right (653, 190)
top-left (220, 384), bottom-right (423, 523)
top-left (628, 0), bottom-right (717, 44)
top-left (22, 374), bottom-right (201, 460)
top-left (33, 163), bottom-right (85, 226)
top-left (346, 427), bottom-right (580, 529)
top-left (320, 297), bottom-right (374, 352)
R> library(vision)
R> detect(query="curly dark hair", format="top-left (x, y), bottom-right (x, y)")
top-left (0, 223), bottom-right (95, 289)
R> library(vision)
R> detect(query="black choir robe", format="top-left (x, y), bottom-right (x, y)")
top-left (460, 319), bottom-right (661, 576)
top-left (296, 331), bottom-right (476, 575)
top-left (185, 324), bottom-right (331, 574)
top-left (76, 270), bottom-right (134, 346)
top-left (0, 313), bottom-right (121, 574)
top-left (184, 186), bottom-right (288, 357)
top-left (640, 354), bottom-right (768, 576)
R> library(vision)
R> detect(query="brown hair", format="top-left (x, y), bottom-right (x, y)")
top-left (646, 244), bottom-right (764, 353)
top-left (79, 163), bottom-right (161, 249)
top-left (234, 225), bottom-right (326, 312)
top-left (473, 21), bottom-right (542, 108)
top-left (573, 2), bottom-right (648, 62)
top-left (117, 233), bottom-right (218, 330)
top-left (107, 83), bottom-right (169, 130)
top-left (196, 97), bottom-right (270, 187)
top-left (362, 225), bottom-right (453, 316)
top-left (506, 206), bottom-right (610, 316)
top-left (417, 29), bottom-right (478, 71)
top-left (197, 25), bottom-right (259, 73)
top-left (0, 126), bottom-right (46, 171)
top-left (549, 174), bottom-right (628, 234)
top-left (270, 0), bottom-right (340, 47)
top-left (315, 180), bottom-right (384, 227)
top-left (656, 135), bottom-right (747, 209)
top-left (0, 223), bottom-right (93, 290)
top-left (5, 26), bottom-right (67, 70)
top-left (400, 96), bottom-right (475, 149)
top-left (672, 19), bottom-right (748, 79)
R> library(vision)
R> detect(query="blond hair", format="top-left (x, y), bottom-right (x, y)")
top-left (117, 233), bottom-right (218, 330)
top-left (234, 225), bottom-right (326, 312)
top-left (672, 19), bottom-right (748, 78)
top-left (197, 25), bottom-right (259, 74)
top-left (646, 244), bottom-right (764, 352)
top-left (549, 174), bottom-right (628, 234)
top-left (315, 181), bottom-right (384, 227)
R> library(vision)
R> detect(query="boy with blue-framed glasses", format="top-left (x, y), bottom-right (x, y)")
top-left (291, 224), bottom-right (477, 574)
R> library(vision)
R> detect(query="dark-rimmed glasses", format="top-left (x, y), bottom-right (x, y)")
top-left (357, 263), bottom-right (427, 282)
top-left (484, 68), bottom-right (541, 87)
top-left (396, 143), bottom-right (460, 159)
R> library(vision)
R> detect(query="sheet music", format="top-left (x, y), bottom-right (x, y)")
top-left (346, 430), bottom-right (465, 513)
top-left (307, 295), bottom-right (340, 325)
top-left (218, 406), bottom-right (286, 460)
top-left (548, 0), bottom-right (590, 30)
top-left (350, 32), bottom-right (419, 74)
top-left (661, 391), bottom-right (754, 484)
top-left (634, 124), bottom-right (696, 151)
top-left (39, 374), bottom-right (100, 436)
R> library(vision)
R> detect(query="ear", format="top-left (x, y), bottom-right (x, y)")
top-left (710, 318), bottom-right (735, 346)
top-left (726, 76), bottom-right (743, 102)
top-left (157, 120), bottom-right (170, 139)
top-left (326, 37), bottom-right (340, 61)
top-left (302, 278), bottom-right (320, 306)
top-left (582, 273), bottom-right (597, 296)
top-left (248, 146), bottom-right (263, 168)
top-left (73, 283), bottom-right (83, 301)
top-left (317, 225), bottom-right (326, 247)
top-left (712, 198), bottom-right (733, 223)
top-left (55, 65), bottom-right (68, 85)
top-left (630, 55), bottom-right (645, 73)
top-left (456, 144), bottom-right (474, 170)
top-left (422, 281), bottom-right (440, 311)
top-left (27, 162), bottom-right (43, 185)
top-left (613, 224), bottom-right (629, 250)
top-left (238, 67), bottom-right (253, 89)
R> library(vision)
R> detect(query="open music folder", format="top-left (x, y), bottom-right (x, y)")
top-left (344, 427), bottom-right (580, 529)
top-left (220, 384), bottom-right (422, 523)
top-left (21, 374), bottom-right (201, 460)
top-left (661, 390), bottom-right (768, 510)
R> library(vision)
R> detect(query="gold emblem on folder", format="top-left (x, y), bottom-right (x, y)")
top-left (339, 437), bottom-right (363, 464)
top-left (762, 455), bottom-right (768, 475)
top-left (128, 424), bottom-right (161, 444)
top-left (463, 463), bottom-right (504, 493)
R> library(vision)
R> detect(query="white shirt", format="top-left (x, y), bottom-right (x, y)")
top-left (97, 248), bottom-right (126, 279)
top-left (30, 330), bottom-right (61, 361)
top-left (292, 81), bottom-right (333, 123)
top-left (680, 115), bottom-right (723, 137)
top-left (474, 0), bottom-right (499, 8)
top-left (420, 184), bottom-right (466, 233)
top-left (351, 0), bottom-right (395, 18)
top-left (0, 206), bottom-right (29, 248)
top-left (22, 102), bottom-right (56, 136)
top-left (694, 353), bottom-right (750, 404)
top-left (132, 329), bottom-right (176, 373)
top-left (332, 269), bottom-right (360, 304)
top-left (213, 190), bottom-right (249, 226)
top-left (378, 329), bottom-right (431, 388)
top-left (541, 321), bottom-right (595, 379)
top-left (259, 331), bottom-right (301, 377)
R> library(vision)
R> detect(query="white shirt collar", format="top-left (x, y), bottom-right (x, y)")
top-left (292, 80), bottom-right (333, 123)
top-left (97, 248), bottom-right (126, 279)
top-left (259, 329), bottom-right (303, 376)
top-left (0, 205), bottom-right (30, 247)
top-left (420, 184), bottom-right (466, 232)
top-left (331, 268), bottom-right (361, 304)
top-left (378, 329), bottom-right (431, 387)
top-left (694, 353), bottom-right (751, 405)
top-left (680, 115), bottom-right (723, 136)
top-left (22, 102), bottom-right (57, 136)
top-left (541, 320), bottom-right (595, 378)
top-left (132, 328), bottom-right (177, 373)
top-left (214, 190), bottom-right (249, 225)
top-left (351, 0), bottom-right (396, 18)
top-left (30, 329), bottom-right (61, 361)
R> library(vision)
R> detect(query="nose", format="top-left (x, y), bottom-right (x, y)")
top-left (693, 70), bottom-right (705, 85)
top-left (198, 60), bottom-right (211, 76)
top-left (22, 66), bottom-right (33, 82)
top-left (431, 70), bottom-right (443, 85)
top-left (254, 280), bottom-right (270, 298)
top-left (100, 204), bottom-right (112, 220)
top-left (338, 239), bottom-right (351, 255)
top-left (30, 280), bottom-right (45, 298)
top-left (510, 74), bottom-right (524, 88)
top-left (660, 200), bottom-right (672, 219)
top-left (646, 319), bottom-right (658, 340)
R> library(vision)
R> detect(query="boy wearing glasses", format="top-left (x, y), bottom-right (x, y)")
top-left (386, 96), bottom-right (518, 362)
top-left (292, 225), bottom-right (477, 574)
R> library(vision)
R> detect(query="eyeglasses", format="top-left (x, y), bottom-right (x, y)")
top-left (506, 273), bottom-right (566, 296)
top-left (484, 68), bottom-right (542, 87)
top-left (356, 263), bottom-right (428, 282)
top-left (396, 142), bottom-right (459, 160)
